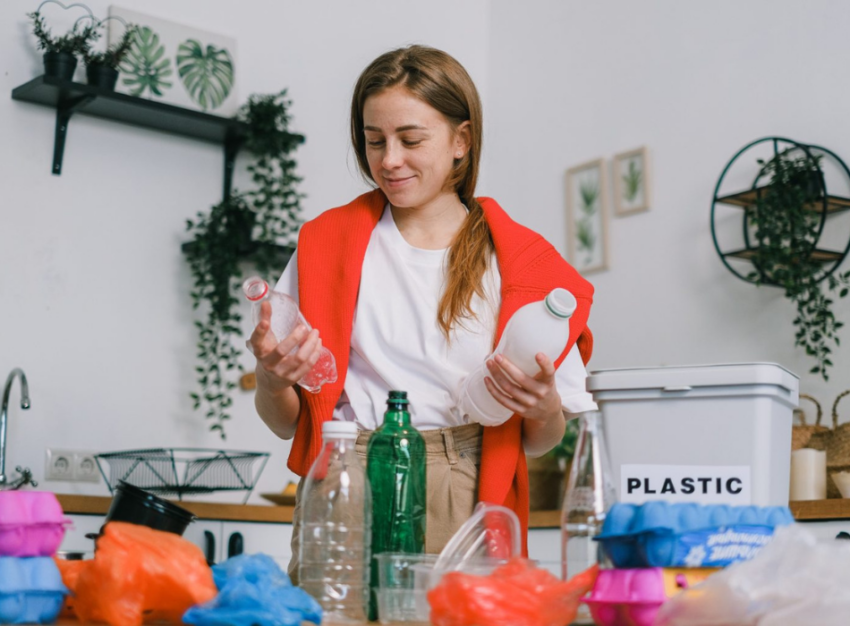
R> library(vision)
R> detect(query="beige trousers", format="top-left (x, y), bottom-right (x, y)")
top-left (288, 422), bottom-right (483, 585)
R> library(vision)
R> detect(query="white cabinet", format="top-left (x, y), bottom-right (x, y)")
top-left (528, 528), bottom-right (560, 577)
top-left (220, 521), bottom-right (293, 570)
top-left (59, 513), bottom-right (294, 567)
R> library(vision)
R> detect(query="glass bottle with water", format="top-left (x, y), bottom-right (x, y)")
top-left (242, 276), bottom-right (338, 392)
top-left (459, 288), bottom-right (576, 426)
top-left (561, 411), bottom-right (615, 624)
top-left (299, 421), bottom-right (371, 623)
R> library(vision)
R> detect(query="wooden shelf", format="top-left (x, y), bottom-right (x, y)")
top-left (790, 498), bottom-right (850, 521)
top-left (180, 239), bottom-right (295, 266)
top-left (11, 74), bottom-right (298, 199)
top-left (56, 494), bottom-right (294, 523)
top-left (716, 186), bottom-right (850, 214)
top-left (723, 247), bottom-right (844, 263)
top-left (12, 74), bottom-right (248, 144)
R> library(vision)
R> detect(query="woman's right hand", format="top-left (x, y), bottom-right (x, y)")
top-left (248, 300), bottom-right (323, 392)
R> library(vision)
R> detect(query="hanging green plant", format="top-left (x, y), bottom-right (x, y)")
top-left (185, 90), bottom-right (305, 438)
top-left (28, 9), bottom-right (99, 55)
top-left (82, 22), bottom-right (137, 69)
top-left (747, 149), bottom-right (850, 381)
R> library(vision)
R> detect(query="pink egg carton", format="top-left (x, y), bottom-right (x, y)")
top-left (582, 567), bottom-right (716, 626)
top-left (0, 491), bottom-right (70, 557)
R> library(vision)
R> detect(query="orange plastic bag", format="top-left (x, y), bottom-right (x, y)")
top-left (54, 557), bottom-right (87, 619)
top-left (428, 558), bottom-right (598, 626)
top-left (70, 522), bottom-right (217, 626)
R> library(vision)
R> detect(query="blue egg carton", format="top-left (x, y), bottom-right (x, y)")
top-left (0, 557), bottom-right (68, 624)
top-left (595, 502), bottom-right (795, 568)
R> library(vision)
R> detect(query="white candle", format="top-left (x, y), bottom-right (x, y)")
top-left (790, 448), bottom-right (826, 501)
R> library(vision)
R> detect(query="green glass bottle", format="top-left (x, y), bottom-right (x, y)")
top-left (366, 390), bottom-right (426, 621)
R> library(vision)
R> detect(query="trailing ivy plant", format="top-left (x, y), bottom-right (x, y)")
top-left (83, 23), bottom-right (138, 69)
top-left (748, 149), bottom-right (850, 381)
top-left (185, 91), bottom-right (305, 438)
top-left (28, 10), bottom-right (99, 55)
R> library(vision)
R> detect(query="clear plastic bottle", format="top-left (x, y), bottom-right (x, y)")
top-left (459, 288), bottom-right (577, 426)
top-left (242, 276), bottom-right (338, 393)
top-left (298, 421), bottom-right (371, 623)
top-left (561, 411), bottom-right (616, 624)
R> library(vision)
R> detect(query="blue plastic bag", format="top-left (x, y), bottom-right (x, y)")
top-left (183, 554), bottom-right (322, 626)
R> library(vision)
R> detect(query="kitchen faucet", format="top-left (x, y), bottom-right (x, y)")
top-left (0, 368), bottom-right (36, 489)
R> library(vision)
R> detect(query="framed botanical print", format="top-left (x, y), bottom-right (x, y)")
top-left (612, 146), bottom-right (651, 216)
top-left (566, 158), bottom-right (609, 273)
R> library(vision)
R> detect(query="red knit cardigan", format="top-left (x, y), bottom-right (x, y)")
top-left (288, 189), bottom-right (594, 553)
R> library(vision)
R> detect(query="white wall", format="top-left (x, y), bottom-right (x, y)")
top-left (486, 1), bottom-right (850, 415)
top-left (0, 0), bottom-right (489, 501)
top-left (4, 0), bottom-right (850, 505)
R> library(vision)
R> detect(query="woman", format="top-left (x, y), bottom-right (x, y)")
top-left (249, 45), bottom-right (596, 568)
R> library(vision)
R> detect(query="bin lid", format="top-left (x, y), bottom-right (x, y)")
top-left (587, 362), bottom-right (798, 394)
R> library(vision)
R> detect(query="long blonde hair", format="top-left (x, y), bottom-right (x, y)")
top-left (350, 45), bottom-right (492, 337)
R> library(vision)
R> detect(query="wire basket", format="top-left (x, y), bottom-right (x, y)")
top-left (94, 448), bottom-right (270, 503)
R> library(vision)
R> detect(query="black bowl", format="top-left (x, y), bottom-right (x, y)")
top-left (103, 481), bottom-right (196, 535)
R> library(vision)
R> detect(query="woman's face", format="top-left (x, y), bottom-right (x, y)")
top-left (363, 85), bottom-right (469, 211)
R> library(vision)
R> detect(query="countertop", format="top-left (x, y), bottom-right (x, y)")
top-left (55, 494), bottom-right (564, 526)
top-left (57, 494), bottom-right (850, 525)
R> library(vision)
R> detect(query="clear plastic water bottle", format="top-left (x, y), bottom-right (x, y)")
top-left (561, 411), bottom-right (616, 624)
top-left (299, 421), bottom-right (371, 623)
top-left (242, 276), bottom-right (338, 393)
top-left (460, 288), bottom-right (577, 426)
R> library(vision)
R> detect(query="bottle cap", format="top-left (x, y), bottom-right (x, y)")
top-left (544, 288), bottom-right (577, 319)
top-left (242, 276), bottom-right (269, 302)
top-left (387, 390), bottom-right (409, 405)
top-left (322, 420), bottom-right (359, 438)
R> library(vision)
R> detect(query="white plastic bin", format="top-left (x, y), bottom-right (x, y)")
top-left (587, 363), bottom-right (798, 507)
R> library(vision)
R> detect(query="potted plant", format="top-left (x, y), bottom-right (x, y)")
top-left (28, 9), bottom-right (99, 81)
top-left (748, 148), bottom-right (850, 381)
top-left (83, 22), bottom-right (137, 91)
top-left (185, 91), bottom-right (305, 438)
top-left (528, 417), bottom-right (579, 511)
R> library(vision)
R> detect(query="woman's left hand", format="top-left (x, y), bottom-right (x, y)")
top-left (483, 353), bottom-right (562, 423)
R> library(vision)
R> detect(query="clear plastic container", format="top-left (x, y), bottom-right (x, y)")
top-left (298, 421), bottom-right (371, 623)
top-left (459, 288), bottom-right (577, 426)
top-left (562, 411), bottom-right (616, 624)
top-left (242, 276), bottom-right (338, 393)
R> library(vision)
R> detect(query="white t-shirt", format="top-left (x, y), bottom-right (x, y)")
top-left (275, 205), bottom-right (597, 430)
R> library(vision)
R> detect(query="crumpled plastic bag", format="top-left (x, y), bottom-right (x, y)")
top-left (53, 556), bottom-right (87, 618)
top-left (183, 553), bottom-right (322, 626)
top-left (656, 524), bottom-right (850, 626)
top-left (428, 557), bottom-right (598, 626)
top-left (72, 522), bottom-right (218, 626)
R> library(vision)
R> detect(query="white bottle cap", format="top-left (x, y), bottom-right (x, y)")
top-left (545, 288), bottom-right (577, 319)
top-left (322, 420), bottom-right (359, 438)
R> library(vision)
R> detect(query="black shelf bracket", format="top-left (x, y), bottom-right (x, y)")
top-left (223, 133), bottom-right (244, 200)
top-left (53, 93), bottom-right (95, 175)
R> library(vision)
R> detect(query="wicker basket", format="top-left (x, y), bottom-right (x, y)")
top-left (791, 394), bottom-right (827, 450)
top-left (807, 390), bottom-right (850, 498)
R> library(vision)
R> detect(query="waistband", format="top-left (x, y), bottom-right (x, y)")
top-left (355, 422), bottom-right (483, 459)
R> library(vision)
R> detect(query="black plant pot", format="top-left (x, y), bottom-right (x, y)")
top-left (103, 480), bottom-right (196, 535)
top-left (43, 51), bottom-right (77, 81)
top-left (86, 63), bottom-right (119, 91)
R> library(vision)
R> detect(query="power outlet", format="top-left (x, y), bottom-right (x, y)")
top-left (73, 452), bottom-right (100, 483)
top-left (45, 449), bottom-right (100, 483)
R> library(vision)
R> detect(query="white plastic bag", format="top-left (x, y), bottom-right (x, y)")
top-left (656, 524), bottom-right (850, 626)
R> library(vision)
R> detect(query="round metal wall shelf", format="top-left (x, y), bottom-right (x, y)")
top-left (711, 136), bottom-right (850, 286)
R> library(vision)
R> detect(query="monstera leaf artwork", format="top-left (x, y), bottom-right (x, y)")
top-left (120, 26), bottom-right (173, 97)
top-left (176, 39), bottom-right (234, 111)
